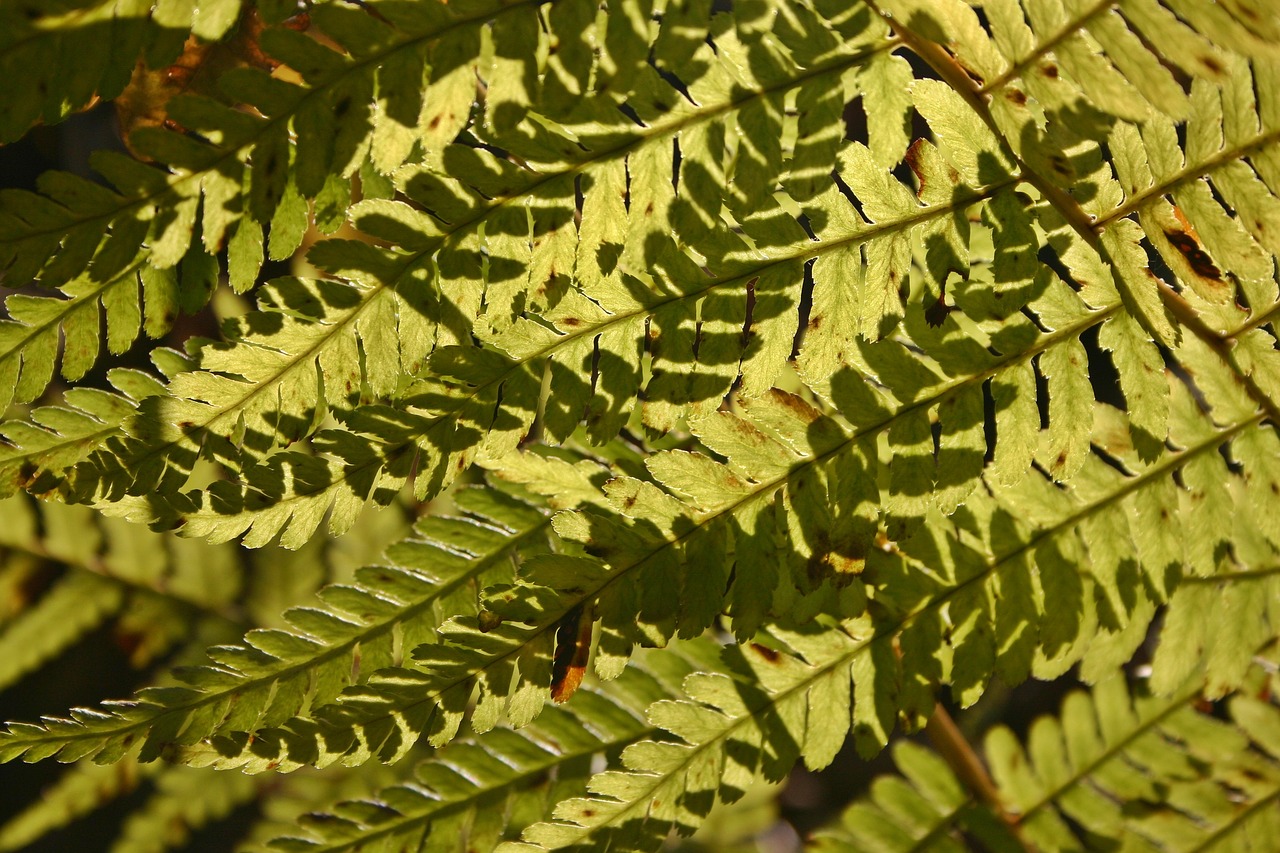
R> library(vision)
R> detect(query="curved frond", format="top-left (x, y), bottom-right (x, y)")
top-left (0, 486), bottom-right (552, 767)
top-left (815, 666), bottom-right (1280, 853)
top-left (4, 0), bottom-right (1280, 850)
top-left (501, 625), bottom-right (905, 851)
top-left (261, 643), bottom-right (712, 853)
top-left (0, 368), bottom-right (167, 499)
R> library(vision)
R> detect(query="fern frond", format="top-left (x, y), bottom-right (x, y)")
top-left (45, 1), bottom-right (913, 540)
top-left (0, 486), bottom-right (551, 767)
top-left (0, 368), bottom-right (166, 499)
top-left (502, 625), bottom-right (894, 851)
top-left (808, 737), bottom-right (1016, 853)
top-left (993, 677), bottom-right (1280, 851)
top-left (0, 0), bottom-right (241, 144)
top-left (818, 667), bottom-right (1280, 853)
top-left (167, 33), bottom-right (1280, 553)
top-left (881, 0), bottom-right (1279, 126)
top-left (808, 666), bottom-right (1218, 845)
top-left (260, 643), bottom-right (711, 853)
top-left (0, 255), bottom-right (152, 415)
top-left (66, 269), bottom-right (400, 513)
top-left (138, 135), bottom-right (1028, 548)
top-left (498, 308), bottom-right (1276, 706)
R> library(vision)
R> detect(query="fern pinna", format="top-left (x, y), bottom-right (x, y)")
top-left (2, 0), bottom-right (1280, 850)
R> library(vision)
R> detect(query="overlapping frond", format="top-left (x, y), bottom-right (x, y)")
top-left (814, 666), bottom-right (1280, 853)
top-left (0, 363), bottom-right (170, 499)
top-left (4, 0), bottom-right (1280, 850)
top-left (0, 486), bottom-right (552, 767)
top-left (45, 0), bottom-right (908, 538)
top-left (147, 283), bottom-right (1280, 774)
top-left (0, 0), bottom-right (250, 145)
top-left (503, 623), bottom-right (927, 851)
top-left (261, 643), bottom-right (712, 853)
top-left (123, 93), bottom-right (1026, 547)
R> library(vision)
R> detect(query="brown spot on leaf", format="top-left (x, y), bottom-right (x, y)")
top-left (1164, 228), bottom-right (1222, 280)
top-left (750, 642), bottom-right (782, 663)
top-left (1041, 63), bottom-right (1059, 79)
top-left (429, 114), bottom-right (442, 130)
top-left (808, 315), bottom-right (822, 330)
top-left (1200, 55), bottom-right (1224, 75)
top-left (905, 139), bottom-right (928, 187)
top-left (550, 603), bottom-right (593, 703)
top-left (560, 316), bottom-right (581, 327)
top-left (1006, 89), bottom-right (1027, 106)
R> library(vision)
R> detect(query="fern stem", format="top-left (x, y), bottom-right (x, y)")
top-left (1157, 282), bottom-right (1280, 427)
top-left (1182, 563), bottom-right (1280, 584)
top-left (924, 703), bottom-right (1034, 851)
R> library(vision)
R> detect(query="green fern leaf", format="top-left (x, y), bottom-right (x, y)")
top-left (0, 486), bottom-right (552, 767)
top-left (260, 643), bottom-right (711, 853)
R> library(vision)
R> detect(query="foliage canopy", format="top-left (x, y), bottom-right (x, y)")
top-left (3, 0), bottom-right (1280, 849)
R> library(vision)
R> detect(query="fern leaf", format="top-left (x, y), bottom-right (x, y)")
top-left (810, 668), bottom-right (1280, 853)
top-left (0, 369), bottom-right (166, 499)
top-left (502, 626), bottom-right (902, 851)
top-left (808, 739), bottom-right (1014, 852)
top-left (145, 132), bottom-right (1030, 548)
top-left (0, 486), bottom-right (552, 767)
top-left (0, 257), bottom-right (151, 415)
top-left (260, 643), bottom-right (710, 853)
top-left (160, 235), bottom-right (1280, 773)
top-left (988, 672), bottom-right (1280, 852)
top-left (0, 1), bottom-right (155, 144)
